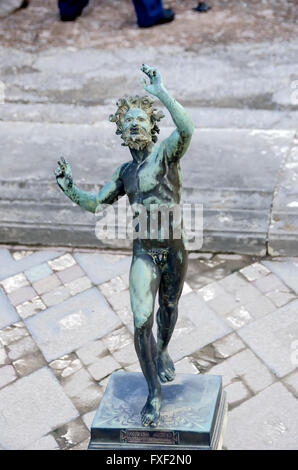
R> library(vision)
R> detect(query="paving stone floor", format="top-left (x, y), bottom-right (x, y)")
top-left (0, 245), bottom-right (297, 450)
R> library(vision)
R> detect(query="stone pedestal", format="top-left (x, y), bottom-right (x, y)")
top-left (88, 370), bottom-right (227, 450)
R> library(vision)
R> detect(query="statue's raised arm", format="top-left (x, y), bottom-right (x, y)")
top-left (141, 64), bottom-right (194, 161)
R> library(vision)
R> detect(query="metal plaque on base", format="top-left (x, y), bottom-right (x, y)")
top-left (88, 370), bottom-right (227, 450)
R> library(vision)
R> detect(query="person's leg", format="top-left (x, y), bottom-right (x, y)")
top-left (156, 246), bottom-right (188, 383)
top-left (130, 253), bottom-right (162, 427)
top-left (131, 0), bottom-right (174, 28)
top-left (58, 0), bottom-right (89, 22)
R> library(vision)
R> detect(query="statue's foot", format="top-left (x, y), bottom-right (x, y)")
top-left (141, 395), bottom-right (161, 427)
top-left (157, 350), bottom-right (175, 383)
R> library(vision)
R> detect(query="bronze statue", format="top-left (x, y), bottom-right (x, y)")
top-left (54, 64), bottom-right (194, 427)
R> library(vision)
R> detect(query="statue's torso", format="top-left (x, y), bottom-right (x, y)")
top-left (120, 144), bottom-right (185, 249)
top-left (121, 144), bottom-right (182, 209)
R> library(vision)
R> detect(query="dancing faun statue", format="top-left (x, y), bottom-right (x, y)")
top-left (54, 64), bottom-right (194, 428)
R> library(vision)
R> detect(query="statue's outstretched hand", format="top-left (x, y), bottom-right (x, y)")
top-left (54, 157), bottom-right (73, 192)
top-left (141, 64), bottom-right (164, 97)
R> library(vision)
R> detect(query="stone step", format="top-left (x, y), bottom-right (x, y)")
top-left (1, 102), bottom-right (297, 130)
top-left (0, 121), bottom-right (296, 254)
top-left (0, 40), bottom-right (297, 110)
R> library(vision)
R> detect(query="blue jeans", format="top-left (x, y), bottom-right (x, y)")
top-left (58, 1), bottom-right (165, 26)
top-left (131, 0), bottom-right (164, 27)
top-left (58, 0), bottom-right (89, 18)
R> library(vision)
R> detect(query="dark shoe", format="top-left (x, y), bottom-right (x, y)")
top-left (59, 0), bottom-right (89, 22)
top-left (138, 8), bottom-right (175, 28)
top-left (193, 2), bottom-right (212, 12)
top-left (60, 14), bottom-right (78, 21)
top-left (155, 8), bottom-right (175, 25)
top-left (20, 1), bottom-right (30, 8)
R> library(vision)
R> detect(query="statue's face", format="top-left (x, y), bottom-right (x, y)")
top-left (122, 108), bottom-right (152, 150)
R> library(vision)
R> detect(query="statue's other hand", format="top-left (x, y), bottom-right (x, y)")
top-left (54, 157), bottom-right (73, 191)
top-left (141, 64), bottom-right (163, 97)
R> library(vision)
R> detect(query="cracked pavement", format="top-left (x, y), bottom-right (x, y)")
top-left (0, 246), bottom-right (298, 450)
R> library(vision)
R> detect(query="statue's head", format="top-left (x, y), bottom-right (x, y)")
top-left (109, 95), bottom-right (165, 150)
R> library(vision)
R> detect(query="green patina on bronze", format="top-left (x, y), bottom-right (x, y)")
top-left (54, 64), bottom-right (194, 428)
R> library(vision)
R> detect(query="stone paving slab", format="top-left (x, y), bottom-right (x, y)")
top-left (168, 292), bottom-right (231, 362)
top-left (284, 371), bottom-right (298, 399)
top-left (0, 367), bottom-right (78, 450)
top-left (223, 382), bottom-right (298, 450)
top-left (25, 287), bottom-right (121, 362)
top-left (198, 269), bottom-right (279, 330)
top-left (0, 248), bottom-right (61, 280)
top-left (0, 286), bottom-right (19, 328)
top-left (73, 252), bottom-right (131, 285)
top-left (262, 259), bottom-right (298, 294)
top-left (25, 434), bottom-right (60, 451)
top-left (238, 299), bottom-right (298, 378)
top-left (209, 348), bottom-right (274, 395)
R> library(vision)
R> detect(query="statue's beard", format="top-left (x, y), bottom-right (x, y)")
top-left (122, 126), bottom-right (152, 150)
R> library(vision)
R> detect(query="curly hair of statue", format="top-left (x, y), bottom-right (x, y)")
top-left (109, 95), bottom-right (165, 145)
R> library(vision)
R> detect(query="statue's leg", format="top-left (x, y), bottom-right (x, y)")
top-left (129, 253), bottom-right (162, 427)
top-left (156, 246), bottom-right (188, 383)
